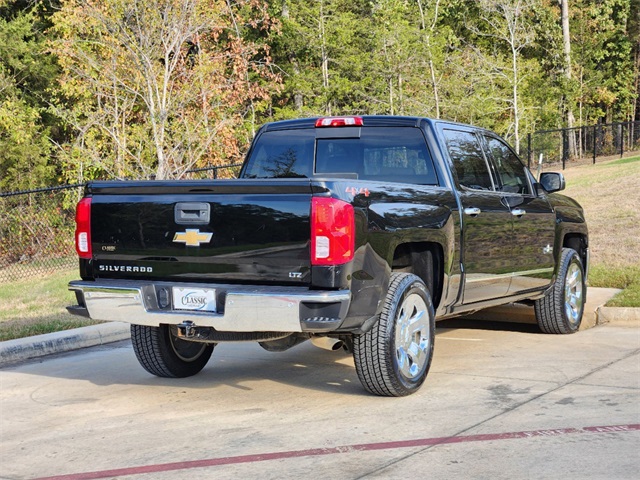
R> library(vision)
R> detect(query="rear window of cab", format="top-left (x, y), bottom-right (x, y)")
top-left (242, 127), bottom-right (438, 185)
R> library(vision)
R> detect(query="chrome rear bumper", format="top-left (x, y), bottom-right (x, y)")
top-left (68, 280), bottom-right (350, 333)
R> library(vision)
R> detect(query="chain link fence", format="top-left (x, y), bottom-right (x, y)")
top-left (525, 121), bottom-right (640, 170)
top-left (0, 163), bottom-right (243, 284)
top-left (0, 185), bottom-right (82, 284)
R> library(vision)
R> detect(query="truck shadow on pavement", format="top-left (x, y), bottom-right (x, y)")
top-left (438, 317), bottom-right (542, 334)
top-left (9, 340), bottom-right (371, 395)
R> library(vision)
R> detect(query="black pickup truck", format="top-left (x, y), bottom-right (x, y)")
top-left (68, 115), bottom-right (588, 396)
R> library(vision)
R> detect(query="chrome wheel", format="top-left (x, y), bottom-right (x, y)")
top-left (353, 273), bottom-right (435, 396)
top-left (394, 292), bottom-right (431, 380)
top-left (534, 247), bottom-right (586, 335)
top-left (564, 260), bottom-right (584, 328)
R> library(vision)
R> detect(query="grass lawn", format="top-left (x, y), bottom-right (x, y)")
top-left (0, 269), bottom-right (100, 341)
top-left (561, 154), bottom-right (640, 307)
top-left (588, 265), bottom-right (640, 307)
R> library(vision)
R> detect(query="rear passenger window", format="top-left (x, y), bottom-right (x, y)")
top-left (315, 127), bottom-right (438, 185)
top-left (443, 129), bottom-right (495, 191)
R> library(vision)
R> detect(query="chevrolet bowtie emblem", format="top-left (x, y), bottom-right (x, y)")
top-left (173, 229), bottom-right (213, 247)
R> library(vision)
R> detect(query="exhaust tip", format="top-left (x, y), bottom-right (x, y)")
top-left (311, 336), bottom-right (344, 351)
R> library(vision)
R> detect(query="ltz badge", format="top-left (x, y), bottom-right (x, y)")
top-left (173, 229), bottom-right (213, 247)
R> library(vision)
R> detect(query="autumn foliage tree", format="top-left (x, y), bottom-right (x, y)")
top-left (0, 0), bottom-right (637, 190)
top-left (51, 0), bottom-right (280, 181)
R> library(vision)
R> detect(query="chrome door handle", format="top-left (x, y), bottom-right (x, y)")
top-left (464, 207), bottom-right (481, 216)
top-left (511, 209), bottom-right (526, 216)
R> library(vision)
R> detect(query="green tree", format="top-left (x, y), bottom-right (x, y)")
top-left (0, 2), bottom-right (60, 191)
top-left (370, 0), bottom-right (425, 115)
top-left (551, 0), bottom-right (636, 125)
top-left (272, 0), bottom-right (450, 118)
top-left (271, 0), bottom-right (385, 117)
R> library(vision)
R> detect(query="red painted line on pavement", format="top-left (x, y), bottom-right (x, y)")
top-left (34, 423), bottom-right (640, 480)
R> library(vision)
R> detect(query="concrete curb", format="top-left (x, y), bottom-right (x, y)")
top-left (596, 306), bottom-right (640, 327)
top-left (0, 322), bottom-right (130, 367)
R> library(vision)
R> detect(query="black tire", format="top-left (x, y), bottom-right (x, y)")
top-left (534, 247), bottom-right (586, 334)
top-left (131, 324), bottom-right (214, 378)
top-left (353, 273), bottom-right (435, 397)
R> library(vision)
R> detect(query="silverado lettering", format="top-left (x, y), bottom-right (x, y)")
top-left (68, 116), bottom-right (588, 397)
top-left (98, 265), bottom-right (153, 273)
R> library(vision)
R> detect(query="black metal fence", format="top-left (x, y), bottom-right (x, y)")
top-left (0, 163), bottom-right (242, 284)
top-left (526, 121), bottom-right (640, 170)
top-left (178, 163), bottom-right (243, 180)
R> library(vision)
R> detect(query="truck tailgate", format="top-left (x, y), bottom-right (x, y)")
top-left (88, 180), bottom-right (316, 285)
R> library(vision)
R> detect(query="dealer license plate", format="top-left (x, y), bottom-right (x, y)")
top-left (172, 287), bottom-right (216, 312)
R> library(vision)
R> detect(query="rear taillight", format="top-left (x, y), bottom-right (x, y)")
top-left (311, 197), bottom-right (355, 266)
top-left (315, 116), bottom-right (363, 127)
top-left (75, 197), bottom-right (92, 259)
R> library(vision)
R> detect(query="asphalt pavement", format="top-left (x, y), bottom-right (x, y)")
top-left (0, 288), bottom-right (638, 480)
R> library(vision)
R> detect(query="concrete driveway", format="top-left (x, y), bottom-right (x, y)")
top-left (1, 318), bottom-right (639, 480)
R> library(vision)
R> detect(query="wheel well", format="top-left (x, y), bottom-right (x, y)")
top-left (391, 242), bottom-right (443, 309)
top-left (563, 234), bottom-right (588, 271)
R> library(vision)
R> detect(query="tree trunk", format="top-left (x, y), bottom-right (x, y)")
top-left (319, 0), bottom-right (331, 115)
top-left (282, 1), bottom-right (303, 111)
top-left (511, 43), bottom-right (520, 154)
top-left (417, 0), bottom-right (441, 118)
top-left (561, 0), bottom-right (577, 158)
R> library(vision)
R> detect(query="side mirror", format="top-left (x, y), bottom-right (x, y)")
top-left (539, 172), bottom-right (566, 193)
